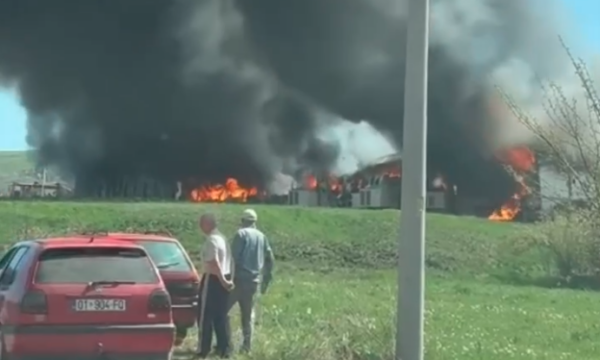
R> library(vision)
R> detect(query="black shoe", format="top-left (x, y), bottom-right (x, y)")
top-left (214, 347), bottom-right (232, 358)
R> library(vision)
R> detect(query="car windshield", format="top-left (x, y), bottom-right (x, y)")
top-left (35, 247), bottom-right (159, 284)
top-left (137, 240), bottom-right (192, 271)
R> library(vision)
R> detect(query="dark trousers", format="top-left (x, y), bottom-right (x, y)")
top-left (197, 274), bottom-right (232, 357)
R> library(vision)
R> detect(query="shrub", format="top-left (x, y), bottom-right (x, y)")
top-left (508, 209), bottom-right (600, 285)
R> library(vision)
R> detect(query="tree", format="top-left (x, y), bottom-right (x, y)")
top-left (499, 40), bottom-right (600, 285)
top-left (501, 40), bottom-right (600, 212)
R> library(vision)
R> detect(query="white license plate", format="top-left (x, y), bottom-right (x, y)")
top-left (73, 298), bottom-right (126, 312)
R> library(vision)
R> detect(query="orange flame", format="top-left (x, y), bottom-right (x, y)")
top-left (303, 174), bottom-right (344, 192)
top-left (305, 175), bottom-right (317, 190)
top-left (382, 166), bottom-right (401, 178)
top-left (328, 175), bottom-right (342, 192)
top-left (190, 178), bottom-right (258, 202)
top-left (488, 181), bottom-right (529, 221)
top-left (386, 171), bottom-right (401, 178)
top-left (488, 147), bottom-right (535, 221)
top-left (496, 146), bottom-right (535, 172)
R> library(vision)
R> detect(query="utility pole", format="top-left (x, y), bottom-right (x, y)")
top-left (41, 167), bottom-right (47, 196)
top-left (395, 0), bottom-right (429, 359)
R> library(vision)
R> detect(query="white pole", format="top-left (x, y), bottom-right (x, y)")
top-left (396, 0), bottom-right (429, 358)
top-left (41, 167), bottom-right (47, 196)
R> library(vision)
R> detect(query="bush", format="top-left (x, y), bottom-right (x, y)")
top-left (508, 209), bottom-right (600, 285)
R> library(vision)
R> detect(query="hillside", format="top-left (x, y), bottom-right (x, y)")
top-left (0, 150), bottom-right (65, 192)
top-left (0, 201), bottom-right (526, 274)
top-left (0, 201), bottom-right (598, 359)
top-left (0, 151), bottom-right (34, 190)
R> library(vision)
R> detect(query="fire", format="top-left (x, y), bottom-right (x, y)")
top-left (328, 175), bottom-right (342, 192)
top-left (300, 162), bottom-right (402, 193)
top-left (382, 167), bottom-right (401, 178)
top-left (190, 178), bottom-right (258, 202)
top-left (488, 179), bottom-right (529, 221)
top-left (488, 147), bottom-right (535, 221)
top-left (303, 174), bottom-right (343, 192)
top-left (305, 175), bottom-right (317, 190)
top-left (496, 146), bottom-right (535, 172)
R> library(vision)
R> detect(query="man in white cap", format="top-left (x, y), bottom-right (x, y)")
top-left (228, 208), bottom-right (274, 352)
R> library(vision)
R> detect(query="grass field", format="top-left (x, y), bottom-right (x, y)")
top-left (0, 151), bottom-right (31, 173)
top-left (0, 201), bottom-right (599, 359)
top-left (0, 151), bottom-right (33, 190)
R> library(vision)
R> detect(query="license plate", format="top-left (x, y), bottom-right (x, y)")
top-left (73, 298), bottom-right (126, 312)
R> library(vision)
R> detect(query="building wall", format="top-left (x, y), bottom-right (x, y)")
top-left (74, 175), bottom-right (177, 199)
top-left (539, 165), bottom-right (588, 212)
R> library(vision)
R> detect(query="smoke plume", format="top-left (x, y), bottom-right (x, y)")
top-left (0, 0), bottom-right (580, 203)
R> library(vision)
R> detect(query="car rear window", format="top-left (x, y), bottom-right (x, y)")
top-left (137, 241), bottom-right (192, 272)
top-left (35, 247), bottom-right (159, 284)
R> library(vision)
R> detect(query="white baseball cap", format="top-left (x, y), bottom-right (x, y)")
top-left (242, 208), bottom-right (258, 222)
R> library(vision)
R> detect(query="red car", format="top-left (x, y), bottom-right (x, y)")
top-left (107, 232), bottom-right (200, 344)
top-left (0, 236), bottom-right (175, 359)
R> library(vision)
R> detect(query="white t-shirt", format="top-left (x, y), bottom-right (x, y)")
top-left (202, 231), bottom-right (231, 276)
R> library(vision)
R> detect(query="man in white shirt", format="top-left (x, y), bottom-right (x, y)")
top-left (196, 213), bottom-right (233, 358)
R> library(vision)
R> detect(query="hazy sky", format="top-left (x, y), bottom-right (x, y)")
top-left (1, 0), bottom-right (599, 151)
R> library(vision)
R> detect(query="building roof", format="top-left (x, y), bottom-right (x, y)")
top-left (10, 180), bottom-right (73, 193)
top-left (352, 153), bottom-right (401, 177)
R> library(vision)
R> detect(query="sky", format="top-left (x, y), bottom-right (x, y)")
top-left (0, 0), bottom-right (599, 151)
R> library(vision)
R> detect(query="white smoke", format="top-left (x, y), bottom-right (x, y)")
top-left (317, 117), bottom-right (398, 176)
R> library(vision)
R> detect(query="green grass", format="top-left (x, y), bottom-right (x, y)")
top-left (0, 151), bottom-right (32, 173)
top-left (217, 271), bottom-right (599, 360)
top-left (0, 201), bottom-right (598, 359)
top-left (0, 201), bottom-right (525, 273)
top-left (0, 151), bottom-right (34, 190)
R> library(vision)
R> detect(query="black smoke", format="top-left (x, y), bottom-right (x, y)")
top-left (0, 0), bottom-right (572, 203)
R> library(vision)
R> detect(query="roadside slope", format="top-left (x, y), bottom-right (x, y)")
top-left (0, 201), bottom-right (526, 274)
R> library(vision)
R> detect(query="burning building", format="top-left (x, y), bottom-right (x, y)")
top-left (289, 147), bottom-right (541, 222)
top-left (487, 146), bottom-right (540, 221)
top-left (189, 178), bottom-right (259, 203)
top-left (0, 0), bottom-right (576, 217)
top-left (73, 174), bottom-right (263, 203)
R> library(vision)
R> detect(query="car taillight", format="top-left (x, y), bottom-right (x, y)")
top-left (148, 289), bottom-right (171, 312)
top-left (20, 290), bottom-right (48, 314)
